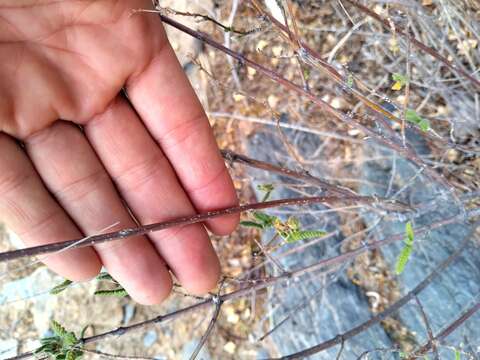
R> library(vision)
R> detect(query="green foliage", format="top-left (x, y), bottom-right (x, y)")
top-left (35, 320), bottom-right (83, 360)
top-left (391, 72), bottom-right (409, 90)
top-left (454, 349), bottom-right (461, 360)
top-left (346, 73), bottom-right (354, 88)
top-left (253, 211), bottom-right (277, 226)
top-left (50, 279), bottom-right (73, 295)
top-left (239, 220), bottom-right (264, 229)
top-left (95, 272), bottom-right (115, 281)
top-left (94, 289), bottom-right (129, 297)
top-left (94, 272), bottom-right (128, 298)
top-left (405, 221), bottom-right (414, 245)
top-left (50, 272), bottom-right (129, 299)
top-left (405, 109), bottom-right (430, 132)
top-left (241, 211), bottom-right (326, 244)
top-left (395, 221), bottom-right (415, 275)
top-left (284, 230), bottom-right (327, 243)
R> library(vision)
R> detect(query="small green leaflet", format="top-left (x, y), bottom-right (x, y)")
top-left (405, 109), bottom-right (430, 132)
top-left (96, 272), bottom-right (115, 281)
top-left (51, 320), bottom-right (68, 338)
top-left (253, 211), bottom-right (277, 227)
top-left (94, 289), bottom-right (129, 297)
top-left (240, 212), bottom-right (278, 230)
top-left (346, 73), bottom-right (354, 88)
top-left (395, 221), bottom-right (415, 275)
top-left (285, 230), bottom-right (327, 243)
top-left (50, 279), bottom-right (73, 295)
top-left (405, 221), bottom-right (414, 245)
top-left (36, 320), bottom-right (83, 360)
top-left (239, 220), bottom-right (264, 229)
top-left (95, 272), bottom-right (129, 298)
top-left (454, 349), bottom-right (461, 360)
top-left (240, 211), bottom-right (326, 244)
top-left (392, 73), bottom-right (409, 85)
top-left (391, 73), bottom-right (409, 90)
top-left (50, 272), bottom-right (130, 299)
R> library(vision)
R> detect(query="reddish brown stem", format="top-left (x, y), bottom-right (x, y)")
top-left (248, 0), bottom-right (473, 154)
top-left (9, 216), bottom-right (476, 360)
top-left (159, 14), bottom-right (451, 189)
top-left (0, 194), bottom-right (377, 263)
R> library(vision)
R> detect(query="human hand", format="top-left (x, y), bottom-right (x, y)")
top-left (0, 0), bottom-right (238, 304)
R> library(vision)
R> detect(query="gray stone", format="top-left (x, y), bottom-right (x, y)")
top-left (143, 330), bottom-right (158, 348)
top-left (0, 339), bottom-right (18, 359)
top-left (360, 130), bottom-right (480, 350)
top-left (122, 304), bottom-right (136, 325)
top-left (0, 267), bottom-right (60, 335)
top-left (245, 129), bottom-right (393, 359)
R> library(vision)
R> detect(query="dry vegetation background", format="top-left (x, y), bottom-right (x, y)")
top-left (1, 0), bottom-right (480, 359)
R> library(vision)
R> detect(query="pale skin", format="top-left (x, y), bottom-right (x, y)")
top-left (0, 0), bottom-right (239, 304)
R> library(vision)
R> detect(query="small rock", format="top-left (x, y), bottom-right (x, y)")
top-left (122, 304), bottom-right (135, 325)
top-left (0, 267), bottom-right (60, 335)
top-left (143, 330), bottom-right (158, 348)
top-left (181, 339), bottom-right (211, 360)
top-left (223, 341), bottom-right (236, 354)
top-left (0, 339), bottom-right (18, 359)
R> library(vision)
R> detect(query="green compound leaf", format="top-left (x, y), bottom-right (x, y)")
top-left (65, 351), bottom-right (75, 360)
top-left (94, 288), bottom-right (129, 297)
top-left (51, 320), bottom-right (68, 338)
top-left (50, 279), bottom-right (73, 295)
top-left (253, 212), bottom-right (278, 227)
top-left (96, 272), bottom-right (116, 282)
top-left (391, 73), bottom-right (409, 90)
top-left (395, 244), bottom-right (413, 275)
top-left (395, 221), bottom-right (415, 275)
top-left (37, 321), bottom-right (83, 360)
top-left (63, 332), bottom-right (78, 348)
top-left (392, 72), bottom-right (409, 85)
top-left (285, 230), bottom-right (327, 243)
top-left (405, 109), bottom-right (430, 132)
top-left (240, 220), bottom-right (264, 229)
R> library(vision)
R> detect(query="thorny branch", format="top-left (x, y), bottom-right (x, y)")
top-left (6, 216), bottom-right (479, 360)
top-left (247, 0), bottom-right (473, 154)
top-left (135, 7), bottom-right (260, 36)
top-left (0, 193), bottom-right (394, 264)
top-left (189, 292), bottom-right (223, 360)
top-left (221, 150), bottom-right (411, 212)
top-left (275, 220), bottom-right (480, 359)
top-left (0, 152), bottom-right (410, 264)
top-left (157, 13), bottom-right (454, 189)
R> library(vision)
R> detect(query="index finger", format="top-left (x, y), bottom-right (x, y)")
top-left (126, 20), bottom-right (238, 235)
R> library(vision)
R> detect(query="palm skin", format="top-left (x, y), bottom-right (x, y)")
top-left (0, 0), bottom-right (239, 304)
